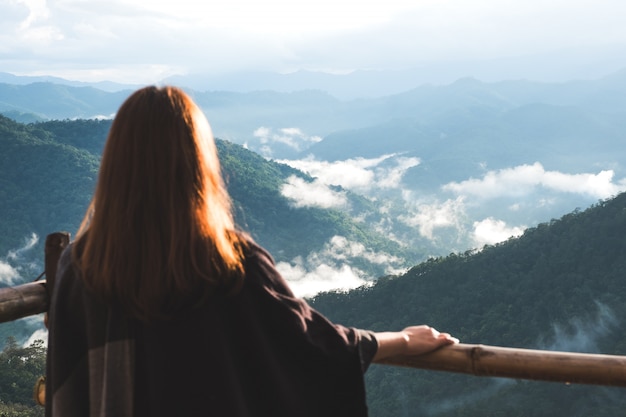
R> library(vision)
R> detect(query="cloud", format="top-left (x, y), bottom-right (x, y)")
top-left (15, 0), bottom-right (50, 27)
top-left (277, 261), bottom-right (368, 299)
top-left (424, 301), bottom-right (619, 415)
top-left (472, 217), bottom-right (525, 247)
top-left (7, 232), bottom-right (38, 261)
top-left (0, 233), bottom-right (39, 285)
top-left (443, 162), bottom-right (626, 200)
top-left (252, 126), bottom-right (322, 156)
top-left (290, 0), bottom-right (626, 72)
top-left (399, 197), bottom-right (467, 240)
top-left (278, 154), bottom-right (419, 191)
top-left (0, 261), bottom-right (20, 286)
top-left (540, 301), bottom-right (618, 353)
top-left (276, 235), bottom-right (406, 297)
top-left (2, 0), bottom-right (626, 84)
top-left (376, 156), bottom-right (421, 189)
top-left (24, 327), bottom-right (48, 348)
top-left (280, 175), bottom-right (348, 209)
top-left (279, 154), bottom-right (422, 229)
top-left (312, 235), bottom-right (405, 268)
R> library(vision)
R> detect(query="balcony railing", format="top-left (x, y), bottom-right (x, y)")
top-left (2, 232), bottom-right (626, 388)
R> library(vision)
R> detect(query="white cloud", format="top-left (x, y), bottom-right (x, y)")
top-left (399, 197), bottom-right (467, 240)
top-left (141, 0), bottom-right (417, 36)
top-left (2, 0), bottom-right (626, 83)
top-left (24, 327), bottom-right (48, 347)
top-left (276, 235), bottom-right (406, 297)
top-left (472, 217), bottom-right (525, 247)
top-left (313, 236), bottom-right (404, 268)
top-left (15, 0), bottom-right (50, 29)
top-left (253, 126), bottom-right (322, 156)
top-left (253, 126), bottom-right (270, 143)
top-left (375, 156), bottom-right (420, 189)
top-left (280, 175), bottom-right (348, 209)
top-left (0, 233), bottom-right (39, 285)
top-left (277, 261), bottom-right (368, 299)
top-left (278, 154), bottom-right (419, 191)
top-left (7, 233), bottom-right (39, 261)
top-left (0, 261), bottom-right (20, 286)
top-left (443, 162), bottom-right (626, 200)
top-left (540, 301), bottom-right (618, 353)
top-left (281, 156), bottom-right (377, 188)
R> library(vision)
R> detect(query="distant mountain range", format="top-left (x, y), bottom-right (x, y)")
top-left (0, 72), bottom-right (138, 92)
top-left (2, 71), bottom-right (626, 257)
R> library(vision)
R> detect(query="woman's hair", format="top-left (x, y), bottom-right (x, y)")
top-left (74, 86), bottom-right (247, 320)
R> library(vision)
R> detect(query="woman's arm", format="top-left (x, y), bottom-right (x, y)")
top-left (372, 325), bottom-right (458, 362)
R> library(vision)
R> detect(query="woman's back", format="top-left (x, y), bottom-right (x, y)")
top-left (47, 240), bottom-right (374, 417)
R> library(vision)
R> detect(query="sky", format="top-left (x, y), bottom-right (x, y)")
top-left (2, 0), bottom-right (626, 85)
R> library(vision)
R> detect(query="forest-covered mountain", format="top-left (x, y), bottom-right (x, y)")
top-left (0, 115), bottom-right (415, 284)
top-left (311, 192), bottom-right (626, 417)
top-left (2, 142), bottom-right (626, 415)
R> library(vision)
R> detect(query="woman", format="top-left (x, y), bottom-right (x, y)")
top-left (45, 86), bottom-right (457, 417)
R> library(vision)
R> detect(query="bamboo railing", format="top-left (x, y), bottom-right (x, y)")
top-left (2, 278), bottom-right (626, 387)
top-left (2, 232), bottom-right (626, 388)
top-left (379, 344), bottom-right (626, 387)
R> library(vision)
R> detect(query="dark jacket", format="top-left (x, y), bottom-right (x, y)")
top-left (46, 240), bottom-right (377, 416)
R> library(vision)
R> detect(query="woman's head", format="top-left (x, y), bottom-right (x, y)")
top-left (76, 86), bottom-right (246, 319)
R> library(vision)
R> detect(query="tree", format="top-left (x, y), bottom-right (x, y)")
top-left (0, 337), bottom-right (46, 412)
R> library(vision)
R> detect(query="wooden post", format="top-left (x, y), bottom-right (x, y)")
top-left (379, 343), bottom-right (626, 387)
top-left (44, 232), bottom-right (70, 298)
top-left (0, 232), bottom-right (70, 324)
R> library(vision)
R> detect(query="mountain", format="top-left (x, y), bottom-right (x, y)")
top-left (0, 83), bottom-right (130, 120)
top-left (0, 115), bottom-right (415, 280)
top-left (2, 73), bottom-right (626, 263)
top-left (310, 191), bottom-right (626, 417)
top-left (0, 116), bottom-right (101, 256)
top-left (0, 72), bottom-right (137, 92)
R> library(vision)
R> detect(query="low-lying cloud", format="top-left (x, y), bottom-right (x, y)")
top-left (1, 233), bottom-right (39, 286)
top-left (279, 154), bottom-right (420, 211)
top-left (0, 261), bottom-right (20, 286)
top-left (251, 127), bottom-right (322, 157)
top-left (276, 235), bottom-right (406, 298)
top-left (540, 301), bottom-right (618, 353)
top-left (278, 154), bottom-right (420, 191)
top-left (277, 262), bottom-right (367, 299)
top-left (19, 315), bottom-right (48, 347)
top-left (398, 197), bottom-right (467, 240)
top-left (278, 156), bottom-right (626, 256)
top-left (472, 217), bottom-right (525, 247)
top-left (443, 162), bottom-right (626, 200)
top-left (281, 175), bottom-right (348, 209)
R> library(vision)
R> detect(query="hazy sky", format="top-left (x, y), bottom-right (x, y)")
top-left (2, 0), bottom-right (626, 84)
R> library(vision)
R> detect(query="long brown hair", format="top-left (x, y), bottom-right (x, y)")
top-left (74, 86), bottom-right (247, 320)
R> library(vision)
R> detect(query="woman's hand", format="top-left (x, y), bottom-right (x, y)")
top-left (372, 325), bottom-right (459, 362)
